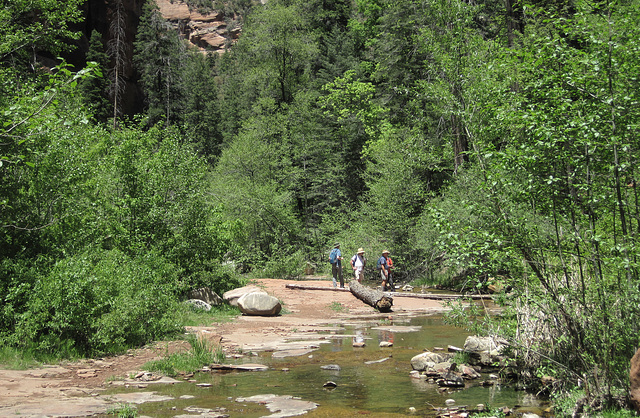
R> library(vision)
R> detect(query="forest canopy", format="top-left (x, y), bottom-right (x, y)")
top-left (1, 0), bottom-right (640, 413)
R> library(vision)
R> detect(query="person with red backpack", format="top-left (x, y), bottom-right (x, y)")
top-left (377, 250), bottom-right (391, 291)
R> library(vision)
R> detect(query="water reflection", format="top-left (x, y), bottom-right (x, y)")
top-left (123, 316), bottom-right (549, 417)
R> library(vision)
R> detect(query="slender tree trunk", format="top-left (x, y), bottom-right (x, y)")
top-left (108, 0), bottom-right (127, 130)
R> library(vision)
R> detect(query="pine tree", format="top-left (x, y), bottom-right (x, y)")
top-left (81, 30), bottom-right (111, 123)
top-left (134, 0), bottom-right (187, 127)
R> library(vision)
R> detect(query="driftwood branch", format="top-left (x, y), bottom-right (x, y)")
top-left (348, 279), bottom-right (393, 312)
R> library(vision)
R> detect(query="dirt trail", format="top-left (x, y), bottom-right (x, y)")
top-left (0, 278), bottom-right (447, 417)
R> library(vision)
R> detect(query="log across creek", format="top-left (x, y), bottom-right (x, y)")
top-left (284, 282), bottom-right (494, 301)
top-left (348, 279), bottom-right (393, 312)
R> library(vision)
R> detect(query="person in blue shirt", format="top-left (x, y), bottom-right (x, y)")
top-left (329, 243), bottom-right (344, 288)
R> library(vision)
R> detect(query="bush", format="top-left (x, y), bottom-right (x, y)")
top-left (12, 249), bottom-right (184, 358)
top-left (260, 247), bottom-right (306, 279)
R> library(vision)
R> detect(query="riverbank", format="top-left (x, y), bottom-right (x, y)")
top-left (0, 277), bottom-right (454, 417)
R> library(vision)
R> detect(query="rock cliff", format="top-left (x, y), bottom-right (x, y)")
top-left (66, 0), bottom-right (241, 115)
top-left (155, 0), bottom-right (240, 53)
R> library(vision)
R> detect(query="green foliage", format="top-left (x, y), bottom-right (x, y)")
top-left (0, 0), bottom-right (84, 70)
top-left (231, 0), bottom-right (318, 105)
top-left (0, 345), bottom-right (40, 370)
top-left (181, 52), bottom-right (224, 161)
top-left (107, 403), bottom-right (138, 418)
top-left (211, 110), bottom-right (304, 272)
top-left (175, 303), bottom-right (241, 328)
top-left (260, 248), bottom-right (306, 279)
top-left (329, 301), bottom-right (348, 313)
top-left (80, 30), bottom-right (112, 123)
top-left (134, 0), bottom-right (188, 126)
top-left (0, 63), bottom-right (241, 359)
top-left (427, 0), bottom-right (640, 410)
top-left (12, 249), bottom-right (183, 357)
top-left (144, 334), bottom-right (226, 377)
top-left (4, 1), bottom-right (640, 414)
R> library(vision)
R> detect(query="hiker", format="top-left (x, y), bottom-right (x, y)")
top-left (351, 248), bottom-right (367, 283)
top-left (329, 243), bottom-right (344, 288)
top-left (378, 250), bottom-right (390, 291)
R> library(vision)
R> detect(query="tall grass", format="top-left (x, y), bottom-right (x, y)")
top-left (143, 334), bottom-right (226, 377)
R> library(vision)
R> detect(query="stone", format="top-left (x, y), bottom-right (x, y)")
top-left (365, 357), bottom-right (389, 364)
top-left (76, 369), bottom-right (98, 378)
top-left (410, 351), bottom-right (453, 371)
top-left (460, 365), bottom-right (482, 379)
top-left (463, 336), bottom-right (506, 366)
top-left (237, 292), bottom-right (282, 316)
top-left (223, 286), bottom-right (267, 306)
top-left (210, 363), bottom-right (268, 372)
top-left (155, 0), bottom-right (240, 53)
top-left (235, 394), bottom-right (318, 416)
top-left (186, 287), bottom-right (223, 306)
top-left (272, 348), bottom-right (316, 358)
top-left (379, 341), bottom-right (393, 347)
top-left (185, 299), bottom-right (212, 311)
top-left (463, 336), bottom-right (506, 353)
top-left (321, 364), bottom-right (341, 371)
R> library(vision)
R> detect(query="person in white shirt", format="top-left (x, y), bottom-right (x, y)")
top-left (350, 248), bottom-right (367, 283)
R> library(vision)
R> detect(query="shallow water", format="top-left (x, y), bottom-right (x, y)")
top-left (115, 316), bottom-right (549, 417)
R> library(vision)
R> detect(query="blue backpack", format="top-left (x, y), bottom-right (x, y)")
top-left (329, 248), bottom-right (338, 264)
top-left (377, 256), bottom-right (386, 270)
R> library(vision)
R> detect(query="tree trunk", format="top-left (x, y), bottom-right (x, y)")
top-left (349, 280), bottom-right (393, 312)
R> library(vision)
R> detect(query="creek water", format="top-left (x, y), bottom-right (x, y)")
top-left (112, 315), bottom-right (550, 417)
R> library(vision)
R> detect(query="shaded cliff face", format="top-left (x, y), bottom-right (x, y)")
top-left (70, 0), bottom-right (238, 116)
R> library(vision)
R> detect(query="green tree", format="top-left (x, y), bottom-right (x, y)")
top-left (432, 0), bottom-right (640, 410)
top-left (0, 0), bottom-right (84, 71)
top-left (218, 0), bottom-right (318, 122)
top-left (211, 106), bottom-right (303, 274)
top-left (180, 52), bottom-right (224, 161)
top-left (134, 0), bottom-right (187, 126)
top-left (80, 30), bottom-right (111, 123)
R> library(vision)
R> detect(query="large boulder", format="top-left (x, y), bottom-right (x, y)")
top-left (185, 299), bottom-right (212, 311)
top-left (237, 292), bottom-right (282, 316)
top-left (411, 351), bottom-right (453, 371)
top-left (463, 336), bottom-right (507, 366)
top-left (223, 286), bottom-right (267, 306)
top-left (186, 287), bottom-right (223, 306)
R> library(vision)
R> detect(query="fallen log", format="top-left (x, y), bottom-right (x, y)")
top-left (349, 279), bottom-right (393, 312)
top-left (284, 283), bottom-right (494, 300)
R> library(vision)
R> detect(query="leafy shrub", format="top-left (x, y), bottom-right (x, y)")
top-left (13, 248), bottom-right (184, 358)
top-left (260, 248), bottom-right (306, 279)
